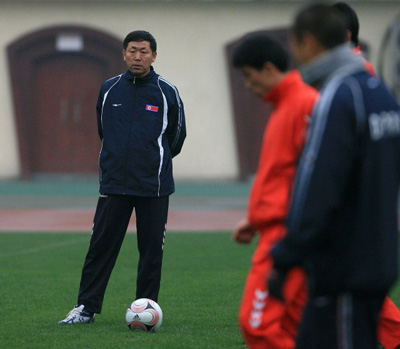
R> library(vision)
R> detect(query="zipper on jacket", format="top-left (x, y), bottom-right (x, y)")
top-left (123, 80), bottom-right (137, 192)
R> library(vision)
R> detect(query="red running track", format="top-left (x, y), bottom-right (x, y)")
top-left (0, 209), bottom-right (246, 233)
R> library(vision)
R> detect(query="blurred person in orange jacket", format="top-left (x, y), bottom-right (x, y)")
top-left (232, 33), bottom-right (318, 349)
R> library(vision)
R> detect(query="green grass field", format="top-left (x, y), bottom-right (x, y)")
top-left (0, 232), bottom-right (256, 349)
top-left (2, 231), bottom-right (400, 349)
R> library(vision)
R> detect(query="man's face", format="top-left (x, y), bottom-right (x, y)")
top-left (291, 37), bottom-right (310, 64)
top-left (291, 33), bottom-right (322, 65)
top-left (123, 41), bottom-right (157, 77)
top-left (240, 65), bottom-right (274, 98)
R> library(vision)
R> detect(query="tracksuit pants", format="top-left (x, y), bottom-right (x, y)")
top-left (296, 291), bottom-right (386, 349)
top-left (240, 223), bottom-right (400, 349)
top-left (77, 194), bottom-right (169, 314)
top-left (239, 223), bottom-right (308, 349)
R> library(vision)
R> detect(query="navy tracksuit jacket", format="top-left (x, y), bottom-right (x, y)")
top-left (78, 68), bottom-right (186, 312)
top-left (273, 70), bottom-right (400, 296)
top-left (96, 68), bottom-right (186, 197)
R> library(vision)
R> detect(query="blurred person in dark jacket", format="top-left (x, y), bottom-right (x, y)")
top-left (333, 1), bottom-right (376, 75)
top-left (269, 4), bottom-right (400, 348)
top-left (332, 3), bottom-right (400, 348)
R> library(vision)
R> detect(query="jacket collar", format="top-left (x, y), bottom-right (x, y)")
top-left (124, 66), bottom-right (156, 84)
top-left (299, 44), bottom-right (366, 90)
top-left (263, 70), bottom-right (302, 106)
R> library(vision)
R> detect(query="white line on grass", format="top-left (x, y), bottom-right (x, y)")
top-left (0, 237), bottom-right (85, 258)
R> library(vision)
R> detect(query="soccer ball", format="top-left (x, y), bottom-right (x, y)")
top-left (126, 298), bottom-right (163, 332)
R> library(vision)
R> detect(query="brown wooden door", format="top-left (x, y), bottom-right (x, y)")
top-left (32, 55), bottom-right (104, 173)
top-left (8, 25), bottom-right (126, 178)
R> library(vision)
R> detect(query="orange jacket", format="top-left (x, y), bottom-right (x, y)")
top-left (248, 70), bottom-right (318, 231)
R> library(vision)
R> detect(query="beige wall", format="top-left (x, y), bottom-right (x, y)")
top-left (0, 1), bottom-right (399, 180)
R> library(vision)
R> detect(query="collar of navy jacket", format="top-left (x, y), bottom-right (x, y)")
top-left (123, 66), bottom-right (156, 84)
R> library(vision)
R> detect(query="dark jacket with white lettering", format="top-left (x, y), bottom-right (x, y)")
top-left (272, 45), bottom-right (400, 295)
top-left (96, 68), bottom-right (186, 197)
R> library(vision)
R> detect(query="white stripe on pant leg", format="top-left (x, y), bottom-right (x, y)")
top-left (162, 225), bottom-right (166, 251)
top-left (249, 289), bottom-right (268, 329)
top-left (337, 293), bottom-right (353, 349)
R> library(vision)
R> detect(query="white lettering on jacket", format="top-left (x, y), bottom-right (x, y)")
top-left (368, 110), bottom-right (400, 141)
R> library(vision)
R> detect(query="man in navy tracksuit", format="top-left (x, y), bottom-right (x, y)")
top-left (60, 30), bottom-right (186, 324)
top-left (268, 4), bottom-right (400, 348)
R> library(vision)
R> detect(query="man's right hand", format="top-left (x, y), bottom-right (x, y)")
top-left (232, 218), bottom-right (257, 244)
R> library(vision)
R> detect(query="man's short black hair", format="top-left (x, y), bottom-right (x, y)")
top-left (232, 33), bottom-right (289, 72)
top-left (123, 30), bottom-right (157, 52)
top-left (332, 2), bottom-right (360, 46)
top-left (293, 3), bottom-right (347, 50)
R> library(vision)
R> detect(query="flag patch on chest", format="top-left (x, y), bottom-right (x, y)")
top-left (145, 104), bottom-right (159, 113)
